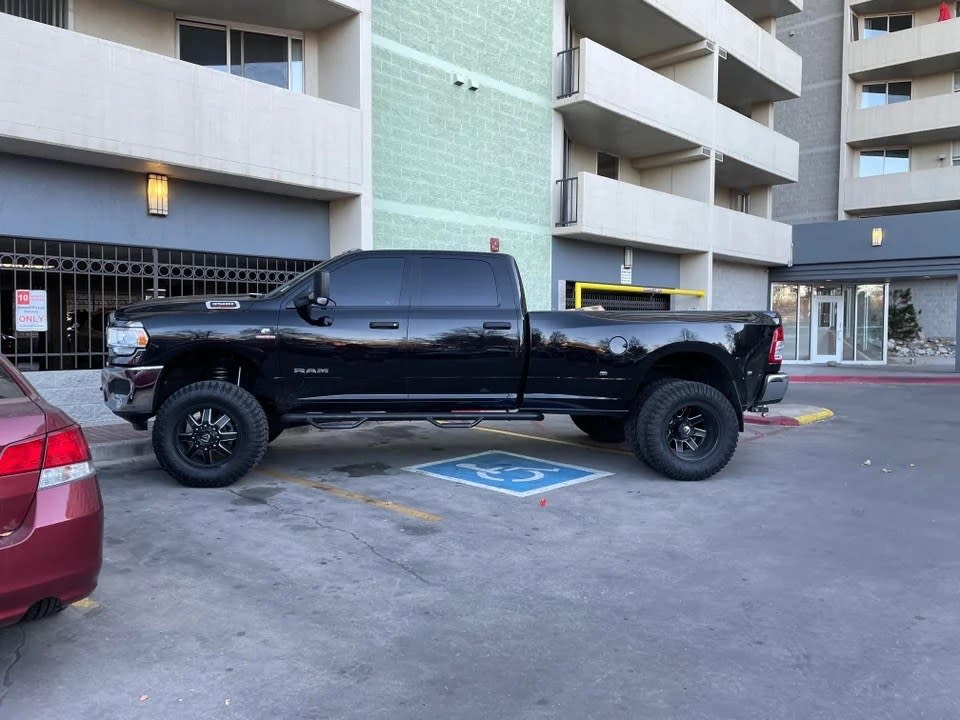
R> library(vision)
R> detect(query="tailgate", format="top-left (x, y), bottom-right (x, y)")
top-left (0, 398), bottom-right (46, 534)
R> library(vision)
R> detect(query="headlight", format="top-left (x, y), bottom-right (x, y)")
top-left (107, 322), bottom-right (149, 355)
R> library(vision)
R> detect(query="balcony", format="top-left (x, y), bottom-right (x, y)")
top-left (850, 0), bottom-right (941, 13)
top-left (0, 13), bottom-right (362, 199)
top-left (717, 0), bottom-right (802, 107)
top-left (556, 40), bottom-right (799, 186)
top-left (847, 92), bottom-right (960, 148)
top-left (565, 0), bottom-right (800, 106)
top-left (136, 0), bottom-right (360, 30)
top-left (849, 18), bottom-right (960, 81)
top-left (843, 165), bottom-right (960, 215)
top-left (726, 0), bottom-right (803, 20)
top-left (555, 173), bottom-right (792, 265)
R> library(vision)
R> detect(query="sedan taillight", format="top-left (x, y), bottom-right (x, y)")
top-left (39, 426), bottom-right (94, 489)
top-left (0, 437), bottom-right (44, 476)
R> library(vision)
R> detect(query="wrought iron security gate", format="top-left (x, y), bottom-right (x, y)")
top-left (0, 237), bottom-right (314, 371)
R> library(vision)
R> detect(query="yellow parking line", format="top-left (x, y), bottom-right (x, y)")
top-left (473, 426), bottom-right (634, 456)
top-left (258, 467), bottom-right (442, 523)
top-left (72, 598), bottom-right (100, 610)
top-left (795, 408), bottom-right (835, 425)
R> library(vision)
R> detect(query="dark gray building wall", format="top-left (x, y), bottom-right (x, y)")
top-left (773, 1), bottom-right (844, 224)
top-left (551, 237), bottom-right (681, 308)
top-left (0, 153), bottom-right (331, 260)
top-left (777, 209), bottom-right (960, 277)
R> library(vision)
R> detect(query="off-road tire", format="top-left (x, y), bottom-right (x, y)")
top-left (626, 380), bottom-right (738, 481)
top-left (152, 381), bottom-right (268, 488)
top-left (569, 415), bottom-right (626, 443)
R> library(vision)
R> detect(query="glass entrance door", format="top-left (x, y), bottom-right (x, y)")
top-left (812, 296), bottom-right (844, 363)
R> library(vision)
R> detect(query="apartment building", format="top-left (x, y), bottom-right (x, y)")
top-left (0, 0), bottom-right (371, 384)
top-left (772, 1), bottom-right (960, 370)
top-left (0, 0), bottom-right (805, 422)
top-left (551, 0), bottom-right (802, 312)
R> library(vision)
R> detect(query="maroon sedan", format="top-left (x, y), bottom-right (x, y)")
top-left (0, 357), bottom-right (103, 627)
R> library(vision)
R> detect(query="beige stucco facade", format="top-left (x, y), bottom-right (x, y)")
top-left (840, 2), bottom-right (960, 218)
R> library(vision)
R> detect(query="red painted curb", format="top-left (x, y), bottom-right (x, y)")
top-left (744, 415), bottom-right (800, 427)
top-left (790, 376), bottom-right (960, 385)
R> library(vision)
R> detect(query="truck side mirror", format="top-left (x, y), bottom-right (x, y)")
top-left (312, 271), bottom-right (331, 307)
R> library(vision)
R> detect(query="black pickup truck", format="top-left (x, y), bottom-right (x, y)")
top-left (102, 250), bottom-right (788, 488)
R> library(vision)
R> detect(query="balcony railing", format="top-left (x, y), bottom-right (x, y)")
top-left (556, 47), bottom-right (580, 100)
top-left (556, 177), bottom-right (579, 227)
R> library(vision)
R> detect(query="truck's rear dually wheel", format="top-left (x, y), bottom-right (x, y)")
top-left (627, 380), bottom-right (738, 481)
top-left (152, 381), bottom-right (268, 488)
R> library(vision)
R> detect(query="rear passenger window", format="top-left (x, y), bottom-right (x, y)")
top-left (420, 259), bottom-right (499, 307)
top-left (0, 365), bottom-right (24, 399)
top-left (330, 258), bottom-right (405, 306)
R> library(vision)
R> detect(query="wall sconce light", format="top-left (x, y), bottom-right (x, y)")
top-left (871, 227), bottom-right (884, 247)
top-left (147, 174), bottom-right (169, 216)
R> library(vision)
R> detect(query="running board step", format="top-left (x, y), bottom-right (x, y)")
top-left (281, 411), bottom-right (544, 431)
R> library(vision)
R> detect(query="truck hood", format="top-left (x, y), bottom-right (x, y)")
top-left (113, 295), bottom-right (259, 320)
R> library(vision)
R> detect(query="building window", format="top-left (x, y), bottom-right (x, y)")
top-left (954, 71), bottom-right (960, 93)
top-left (597, 152), bottom-right (620, 180)
top-left (860, 81), bottom-right (911, 108)
top-left (862, 14), bottom-right (913, 39)
top-left (177, 20), bottom-right (304, 92)
top-left (859, 148), bottom-right (910, 177)
top-left (953, 142), bottom-right (960, 167)
top-left (731, 191), bottom-right (750, 214)
top-left (0, 0), bottom-right (67, 27)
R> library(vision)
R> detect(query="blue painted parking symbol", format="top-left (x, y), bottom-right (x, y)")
top-left (405, 451), bottom-right (612, 497)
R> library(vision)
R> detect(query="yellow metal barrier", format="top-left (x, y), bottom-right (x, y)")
top-left (573, 282), bottom-right (706, 309)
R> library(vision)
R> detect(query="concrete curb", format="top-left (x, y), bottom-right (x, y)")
top-left (744, 408), bottom-right (834, 427)
top-left (90, 437), bottom-right (155, 470)
top-left (790, 376), bottom-right (960, 385)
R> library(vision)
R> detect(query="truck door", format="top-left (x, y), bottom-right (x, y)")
top-left (406, 255), bottom-right (524, 408)
top-left (277, 254), bottom-right (410, 408)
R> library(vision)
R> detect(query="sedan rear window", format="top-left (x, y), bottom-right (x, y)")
top-left (0, 366), bottom-right (24, 399)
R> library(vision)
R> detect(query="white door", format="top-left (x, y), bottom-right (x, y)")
top-left (811, 296), bottom-right (844, 363)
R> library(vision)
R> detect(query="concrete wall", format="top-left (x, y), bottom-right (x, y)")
top-left (847, 91), bottom-right (960, 146)
top-left (0, 154), bottom-right (331, 260)
top-left (558, 173), bottom-right (792, 264)
top-left (25, 370), bottom-right (118, 427)
top-left (551, 236), bottom-right (682, 307)
top-left (0, 11), bottom-right (364, 198)
top-left (712, 260), bottom-right (770, 310)
top-left (371, 0), bottom-right (554, 309)
top-left (73, 0), bottom-right (175, 56)
top-left (892, 278), bottom-right (958, 339)
top-left (843, 164), bottom-right (960, 214)
top-left (773, 2), bottom-right (844, 224)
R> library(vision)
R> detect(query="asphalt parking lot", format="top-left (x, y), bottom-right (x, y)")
top-left (3, 384), bottom-right (960, 719)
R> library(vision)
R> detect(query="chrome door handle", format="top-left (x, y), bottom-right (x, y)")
top-left (370, 321), bottom-right (400, 330)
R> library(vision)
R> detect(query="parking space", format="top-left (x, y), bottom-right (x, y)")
top-left (3, 385), bottom-right (960, 718)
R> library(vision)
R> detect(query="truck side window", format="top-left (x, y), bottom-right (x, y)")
top-left (330, 258), bottom-right (405, 306)
top-left (420, 258), bottom-right (499, 307)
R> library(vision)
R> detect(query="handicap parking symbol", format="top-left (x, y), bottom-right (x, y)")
top-left (404, 451), bottom-right (612, 497)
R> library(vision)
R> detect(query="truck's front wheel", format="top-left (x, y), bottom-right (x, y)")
top-left (152, 381), bottom-right (269, 488)
top-left (627, 380), bottom-right (738, 481)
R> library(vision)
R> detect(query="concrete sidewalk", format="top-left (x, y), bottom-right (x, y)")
top-left (784, 363), bottom-right (960, 384)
